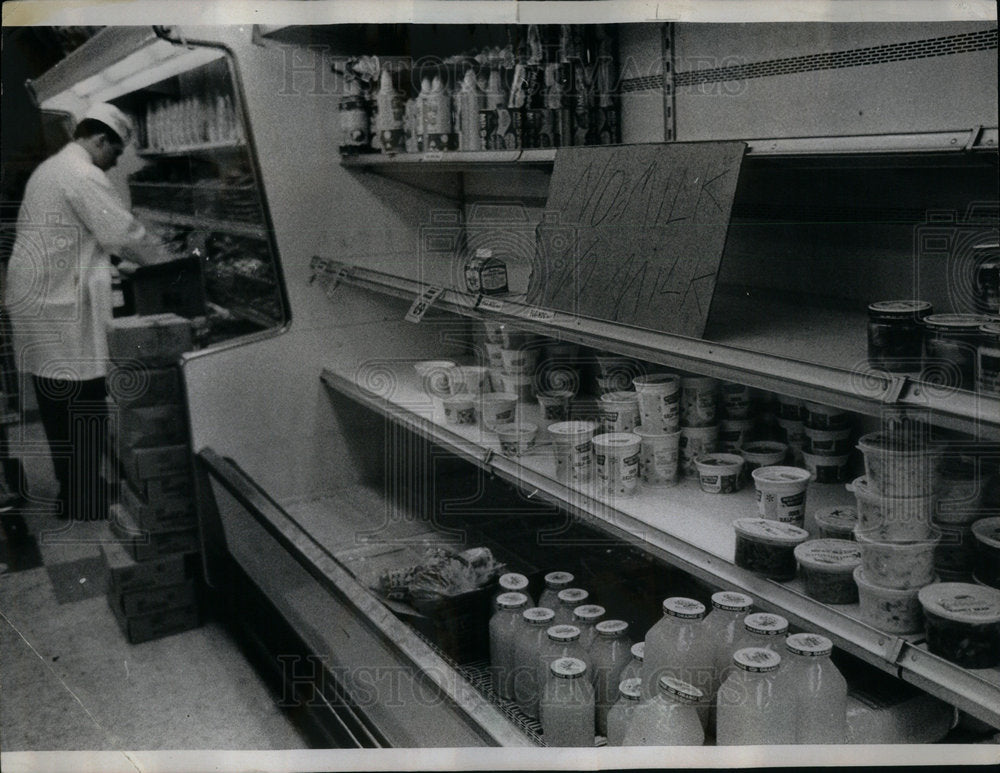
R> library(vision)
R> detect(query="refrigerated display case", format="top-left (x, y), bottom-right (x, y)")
top-left (25, 16), bottom-right (1000, 750)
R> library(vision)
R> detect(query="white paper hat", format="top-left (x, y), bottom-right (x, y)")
top-left (82, 102), bottom-right (134, 145)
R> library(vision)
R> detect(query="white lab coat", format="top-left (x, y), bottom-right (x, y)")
top-left (4, 142), bottom-right (166, 380)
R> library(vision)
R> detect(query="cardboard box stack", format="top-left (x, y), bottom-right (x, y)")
top-left (102, 313), bottom-right (202, 644)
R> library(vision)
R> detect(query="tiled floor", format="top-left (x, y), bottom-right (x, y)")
top-left (0, 421), bottom-right (310, 752)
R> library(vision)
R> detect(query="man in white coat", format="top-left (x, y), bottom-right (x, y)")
top-left (4, 102), bottom-right (170, 521)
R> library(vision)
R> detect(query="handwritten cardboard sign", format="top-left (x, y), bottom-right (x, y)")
top-left (528, 142), bottom-right (746, 337)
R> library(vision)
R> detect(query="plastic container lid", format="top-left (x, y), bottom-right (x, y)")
top-left (794, 539), bottom-right (862, 572)
top-left (523, 607), bottom-right (556, 624)
top-left (917, 583), bottom-right (1000, 625)
top-left (573, 604), bottom-right (605, 622)
top-left (658, 676), bottom-right (704, 703)
top-left (744, 612), bottom-right (789, 636)
top-left (551, 657), bottom-right (588, 679)
top-left (544, 571), bottom-right (574, 588)
top-left (815, 506), bottom-right (859, 533)
top-left (662, 597), bottom-right (707, 619)
top-left (547, 421), bottom-right (596, 438)
top-left (867, 300), bottom-right (933, 317)
top-left (695, 453), bottom-right (744, 469)
top-left (618, 677), bottom-right (643, 700)
top-left (593, 432), bottom-right (642, 450)
top-left (733, 647), bottom-right (782, 672)
top-left (496, 592), bottom-right (529, 609)
top-left (751, 466), bottom-right (812, 485)
top-left (740, 441), bottom-right (788, 457)
top-left (924, 313), bottom-right (993, 331)
top-left (971, 517), bottom-right (1000, 549)
top-left (596, 619), bottom-right (629, 637)
top-left (711, 591), bottom-right (754, 612)
top-left (600, 390), bottom-right (639, 404)
top-left (499, 573), bottom-right (529, 592)
top-left (633, 373), bottom-right (679, 388)
top-left (733, 518), bottom-right (811, 546)
top-left (547, 624), bottom-right (582, 642)
top-left (630, 642), bottom-right (645, 661)
top-left (786, 633), bottom-right (834, 657)
top-left (857, 431), bottom-right (940, 458)
top-left (557, 588), bottom-right (589, 605)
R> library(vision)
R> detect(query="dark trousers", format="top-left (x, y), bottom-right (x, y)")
top-left (32, 375), bottom-right (110, 520)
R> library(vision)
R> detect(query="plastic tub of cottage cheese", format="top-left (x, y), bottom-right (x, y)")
top-left (733, 518), bottom-right (810, 581)
top-left (801, 451), bottom-right (852, 484)
top-left (803, 425), bottom-right (852, 456)
top-left (751, 466), bottom-right (812, 527)
top-left (971, 517), bottom-right (1000, 589)
top-left (854, 528), bottom-right (940, 590)
top-left (495, 422), bottom-right (538, 457)
top-left (847, 476), bottom-right (935, 541)
top-left (814, 506), bottom-right (859, 541)
top-left (856, 432), bottom-right (941, 498)
top-left (794, 539), bottom-right (862, 604)
top-left (804, 402), bottom-right (850, 430)
top-left (738, 441), bottom-right (788, 477)
top-left (477, 392), bottom-right (518, 431)
top-left (694, 453), bottom-right (744, 494)
top-left (414, 359), bottom-right (458, 397)
top-left (593, 432), bottom-right (642, 497)
top-left (917, 582), bottom-right (1000, 669)
top-left (853, 566), bottom-right (925, 634)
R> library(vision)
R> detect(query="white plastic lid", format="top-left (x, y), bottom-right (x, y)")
top-left (499, 573), bottom-right (529, 592)
top-left (557, 588), bottom-right (589, 606)
top-left (696, 453), bottom-right (745, 468)
top-left (751, 465), bottom-right (812, 484)
top-left (547, 421), bottom-right (596, 437)
top-left (794, 539), bottom-right (862, 571)
top-left (868, 300), bottom-right (933, 315)
top-left (630, 641), bottom-right (645, 661)
top-left (786, 633), bottom-right (833, 657)
top-left (814, 506), bottom-right (859, 532)
top-left (917, 583), bottom-right (1000, 625)
top-left (547, 624), bottom-right (582, 642)
top-left (744, 612), bottom-right (790, 636)
top-left (596, 620), bottom-right (629, 637)
top-left (544, 571), bottom-right (574, 588)
top-left (593, 432), bottom-right (642, 450)
top-left (658, 675), bottom-right (704, 703)
top-left (496, 592), bottom-right (529, 610)
top-left (551, 657), bottom-right (588, 679)
top-left (733, 647), bottom-right (781, 672)
top-left (618, 677), bottom-right (643, 700)
top-left (600, 390), bottom-right (639, 403)
top-left (523, 607), bottom-right (556, 624)
top-left (573, 604), bottom-right (605, 622)
top-left (972, 517), bottom-right (1000, 549)
top-left (733, 518), bottom-right (810, 546)
top-left (662, 597), bottom-right (706, 619)
top-left (711, 591), bottom-right (754, 612)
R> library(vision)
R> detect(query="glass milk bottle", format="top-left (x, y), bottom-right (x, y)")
top-left (540, 657), bottom-right (596, 747)
top-left (620, 641), bottom-right (645, 683)
top-left (622, 676), bottom-right (705, 746)
top-left (605, 677), bottom-right (643, 746)
top-left (589, 620), bottom-right (633, 736)
top-left (553, 588), bottom-right (590, 626)
top-left (538, 571), bottom-right (574, 610)
top-left (731, 612), bottom-right (789, 662)
top-left (642, 597), bottom-right (714, 708)
top-left (703, 591), bottom-right (754, 729)
top-left (572, 604), bottom-right (605, 652)
top-left (512, 607), bottom-right (556, 717)
top-left (538, 625), bottom-right (592, 726)
top-left (489, 592), bottom-right (529, 700)
top-left (782, 633), bottom-right (848, 744)
top-left (716, 647), bottom-right (795, 746)
top-left (495, 572), bottom-right (533, 608)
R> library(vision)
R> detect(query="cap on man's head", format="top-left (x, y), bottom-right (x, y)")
top-left (82, 102), bottom-right (133, 145)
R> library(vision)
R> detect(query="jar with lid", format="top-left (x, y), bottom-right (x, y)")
top-left (977, 321), bottom-right (1000, 396)
top-left (923, 313), bottom-right (994, 391)
top-left (494, 572), bottom-right (533, 608)
top-left (729, 612), bottom-right (790, 665)
top-left (702, 592), bottom-right (754, 719)
top-left (622, 676), bottom-right (705, 747)
top-left (589, 620), bottom-right (633, 736)
top-left (781, 633), bottom-right (847, 743)
top-left (572, 604), bottom-right (605, 652)
top-left (867, 300), bottom-right (932, 372)
top-left (553, 588), bottom-right (590, 625)
top-left (716, 647), bottom-right (795, 745)
top-left (641, 597), bottom-right (713, 720)
top-left (489, 592), bottom-right (529, 700)
top-left (540, 657), bottom-right (595, 747)
top-left (605, 677), bottom-right (643, 746)
top-left (619, 641), bottom-right (645, 684)
top-left (538, 571), bottom-right (575, 610)
top-left (512, 607), bottom-right (556, 717)
top-left (538, 625), bottom-right (592, 725)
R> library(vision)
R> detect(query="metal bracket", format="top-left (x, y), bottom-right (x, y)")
top-left (964, 125), bottom-right (984, 152)
top-left (880, 373), bottom-right (909, 404)
top-left (877, 634), bottom-right (906, 665)
top-left (482, 448), bottom-right (495, 467)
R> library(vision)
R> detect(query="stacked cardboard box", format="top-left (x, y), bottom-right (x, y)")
top-left (103, 313), bottom-right (202, 644)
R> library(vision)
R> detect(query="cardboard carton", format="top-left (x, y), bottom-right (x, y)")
top-left (109, 595), bottom-right (200, 644)
top-left (110, 580), bottom-right (198, 617)
top-left (106, 313), bottom-right (193, 368)
top-left (120, 477), bottom-right (194, 532)
top-left (110, 503), bottom-right (199, 563)
top-left (100, 526), bottom-right (195, 592)
top-left (118, 443), bottom-right (191, 482)
top-left (107, 365), bottom-right (183, 408)
top-left (116, 403), bottom-right (188, 449)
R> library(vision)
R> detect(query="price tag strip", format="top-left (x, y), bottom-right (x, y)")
top-left (405, 286), bottom-right (445, 323)
top-left (310, 256), bottom-right (351, 297)
top-left (477, 296), bottom-right (505, 313)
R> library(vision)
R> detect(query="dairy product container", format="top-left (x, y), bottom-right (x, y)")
top-left (855, 528), bottom-right (939, 590)
top-left (853, 566), bottom-right (925, 634)
top-left (733, 518), bottom-right (810, 581)
top-left (814, 505), bottom-right (858, 540)
top-left (794, 539), bottom-right (862, 604)
top-left (694, 453), bottom-right (744, 494)
top-left (917, 582), bottom-right (1000, 669)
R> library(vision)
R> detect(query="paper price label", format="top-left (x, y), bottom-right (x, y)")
top-left (422, 152), bottom-right (444, 162)
top-left (527, 307), bottom-right (555, 322)
top-left (406, 286), bottom-right (444, 323)
top-left (478, 296), bottom-right (504, 313)
top-left (325, 266), bottom-right (350, 299)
